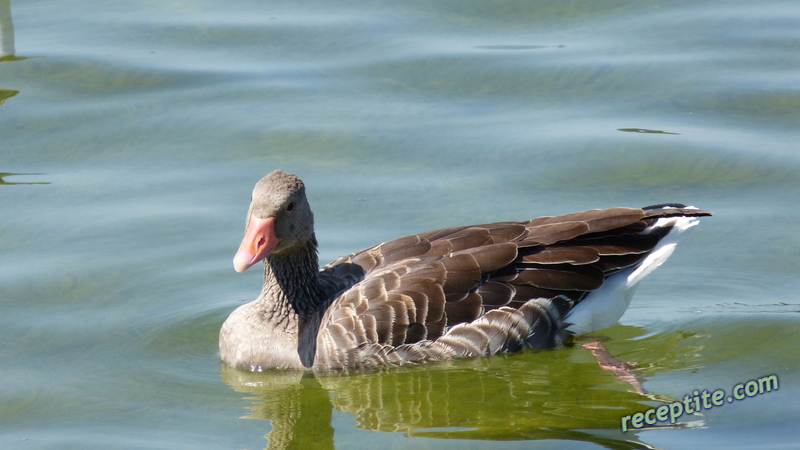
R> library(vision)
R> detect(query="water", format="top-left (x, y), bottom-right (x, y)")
top-left (2, 0), bottom-right (799, 448)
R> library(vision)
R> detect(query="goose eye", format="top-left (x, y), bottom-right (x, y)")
top-left (286, 202), bottom-right (295, 212)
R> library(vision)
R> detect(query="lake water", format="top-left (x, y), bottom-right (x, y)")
top-left (2, 0), bottom-right (799, 448)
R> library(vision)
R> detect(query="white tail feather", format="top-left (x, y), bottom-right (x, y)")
top-left (565, 213), bottom-right (701, 336)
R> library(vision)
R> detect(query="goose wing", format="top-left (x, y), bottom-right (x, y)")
top-left (314, 205), bottom-right (710, 368)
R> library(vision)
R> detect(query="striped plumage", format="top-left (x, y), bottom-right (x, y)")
top-left (219, 170), bottom-right (711, 371)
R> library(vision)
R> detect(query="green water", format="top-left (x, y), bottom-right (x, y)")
top-left (2, 0), bottom-right (799, 448)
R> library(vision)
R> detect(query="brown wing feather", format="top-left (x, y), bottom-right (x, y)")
top-left (527, 207), bottom-right (644, 231)
top-left (521, 247), bottom-right (600, 265)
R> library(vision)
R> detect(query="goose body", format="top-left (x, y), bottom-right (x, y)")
top-left (220, 170), bottom-right (711, 371)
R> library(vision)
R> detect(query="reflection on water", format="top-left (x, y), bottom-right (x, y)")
top-left (617, 128), bottom-right (680, 135)
top-left (1, 0), bottom-right (25, 108)
top-left (219, 325), bottom-right (709, 450)
top-left (0, 0), bottom-right (14, 59)
top-left (0, 0), bottom-right (26, 64)
top-left (0, 88), bottom-right (17, 104)
top-left (472, 44), bottom-right (557, 51)
top-left (0, 172), bottom-right (51, 185)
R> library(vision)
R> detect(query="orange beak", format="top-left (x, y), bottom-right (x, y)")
top-left (233, 215), bottom-right (280, 272)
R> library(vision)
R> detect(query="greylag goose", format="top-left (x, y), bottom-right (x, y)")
top-left (220, 170), bottom-right (711, 371)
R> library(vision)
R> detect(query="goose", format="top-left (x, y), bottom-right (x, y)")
top-left (220, 170), bottom-right (711, 371)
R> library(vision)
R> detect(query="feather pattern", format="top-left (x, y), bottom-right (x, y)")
top-left (219, 171), bottom-right (711, 370)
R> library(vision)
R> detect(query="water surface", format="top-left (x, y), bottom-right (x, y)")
top-left (2, 0), bottom-right (799, 448)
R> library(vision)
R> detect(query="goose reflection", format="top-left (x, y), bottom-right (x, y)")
top-left (220, 325), bottom-right (704, 450)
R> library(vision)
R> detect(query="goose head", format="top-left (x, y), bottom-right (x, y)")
top-left (232, 170), bottom-right (315, 272)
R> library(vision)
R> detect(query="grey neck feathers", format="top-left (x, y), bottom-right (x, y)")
top-left (261, 235), bottom-right (324, 317)
top-left (258, 235), bottom-right (325, 368)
